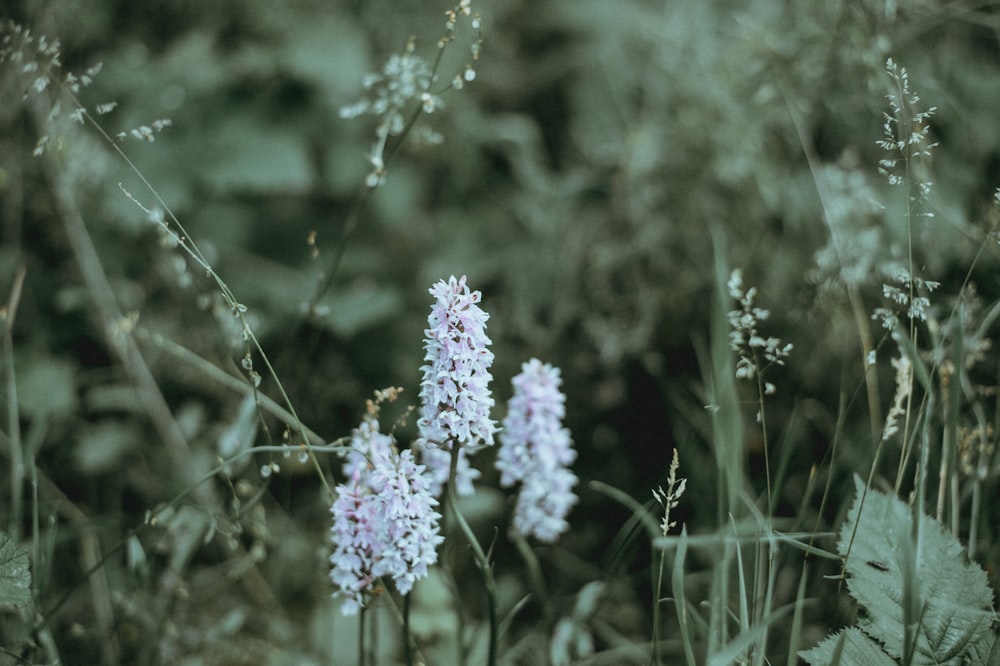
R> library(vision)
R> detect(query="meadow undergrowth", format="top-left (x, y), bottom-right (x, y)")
top-left (1, 3), bottom-right (1000, 665)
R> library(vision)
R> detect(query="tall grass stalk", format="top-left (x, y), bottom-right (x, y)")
top-left (709, 228), bottom-right (744, 522)
top-left (650, 449), bottom-right (685, 665)
top-left (671, 528), bottom-right (697, 666)
top-left (778, 77), bottom-right (883, 445)
top-left (2, 265), bottom-right (26, 543)
top-left (752, 362), bottom-right (774, 515)
top-left (785, 559), bottom-right (810, 666)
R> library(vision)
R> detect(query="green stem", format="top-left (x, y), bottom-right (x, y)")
top-left (358, 605), bottom-right (367, 666)
top-left (651, 549), bottom-right (666, 665)
top-left (404, 593), bottom-right (413, 666)
top-left (2, 266), bottom-right (26, 542)
top-left (511, 531), bottom-right (550, 622)
top-left (752, 351), bottom-right (773, 517)
top-left (447, 446), bottom-right (498, 666)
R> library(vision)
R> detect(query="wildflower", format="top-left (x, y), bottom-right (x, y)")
top-left (511, 466), bottom-right (578, 542)
top-left (329, 420), bottom-right (443, 615)
top-left (340, 418), bottom-right (395, 483)
top-left (418, 275), bottom-right (497, 450)
top-left (339, 50), bottom-right (437, 124)
top-left (497, 359), bottom-right (578, 542)
top-left (727, 269), bottom-right (792, 382)
top-left (338, 45), bottom-right (442, 187)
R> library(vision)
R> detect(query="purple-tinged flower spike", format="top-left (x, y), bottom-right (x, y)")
top-left (512, 466), bottom-right (578, 543)
top-left (341, 418), bottom-right (396, 485)
top-left (329, 420), bottom-right (444, 615)
top-left (497, 359), bottom-right (578, 542)
top-left (418, 275), bottom-right (497, 452)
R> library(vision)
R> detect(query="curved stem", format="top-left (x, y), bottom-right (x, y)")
top-left (447, 446), bottom-right (497, 666)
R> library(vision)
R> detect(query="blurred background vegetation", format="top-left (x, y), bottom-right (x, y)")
top-left (2, 0), bottom-right (1000, 663)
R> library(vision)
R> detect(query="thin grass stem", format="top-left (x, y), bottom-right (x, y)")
top-left (447, 445), bottom-right (498, 666)
top-left (2, 265), bottom-right (27, 542)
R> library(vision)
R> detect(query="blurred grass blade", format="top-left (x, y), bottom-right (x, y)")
top-left (709, 227), bottom-right (744, 520)
top-left (786, 559), bottom-right (809, 666)
top-left (672, 526), bottom-right (697, 666)
top-left (708, 604), bottom-right (792, 666)
top-left (588, 480), bottom-right (661, 541)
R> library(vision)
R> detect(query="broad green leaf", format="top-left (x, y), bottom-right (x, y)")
top-left (813, 477), bottom-right (998, 665)
top-left (0, 532), bottom-right (32, 611)
top-left (800, 627), bottom-right (896, 666)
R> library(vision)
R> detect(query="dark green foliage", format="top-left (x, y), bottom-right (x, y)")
top-left (2, 0), bottom-right (1000, 663)
top-left (0, 532), bottom-right (31, 611)
top-left (802, 478), bottom-right (998, 665)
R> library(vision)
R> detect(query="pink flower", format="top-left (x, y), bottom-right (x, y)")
top-left (418, 275), bottom-right (497, 451)
top-left (497, 359), bottom-right (578, 542)
top-left (329, 420), bottom-right (443, 614)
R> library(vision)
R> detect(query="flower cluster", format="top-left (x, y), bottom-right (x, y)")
top-left (872, 266), bottom-right (940, 331)
top-left (1, 20), bottom-right (114, 157)
top-left (1, 21), bottom-right (64, 98)
top-left (727, 269), bottom-right (792, 389)
top-left (876, 58), bottom-right (937, 193)
top-left (417, 275), bottom-right (496, 496)
top-left (418, 275), bottom-right (497, 450)
top-left (497, 359), bottom-right (578, 542)
top-left (339, 42), bottom-right (441, 188)
top-left (338, 48), bottom-right (439, 126)
top-left (336, 4), bottom-right (481, 188)
top-left (329, 419), bottom-right (443, 615)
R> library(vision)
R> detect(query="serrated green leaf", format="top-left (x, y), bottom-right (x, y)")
top-left (799, 627), bottom-right (896, 666)
top-left (964, 628), bottom-right (999, 666)
top-left (0, 532), bottom-right (32, 611)
top-left (837, 476), bottom-right (997, 665)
